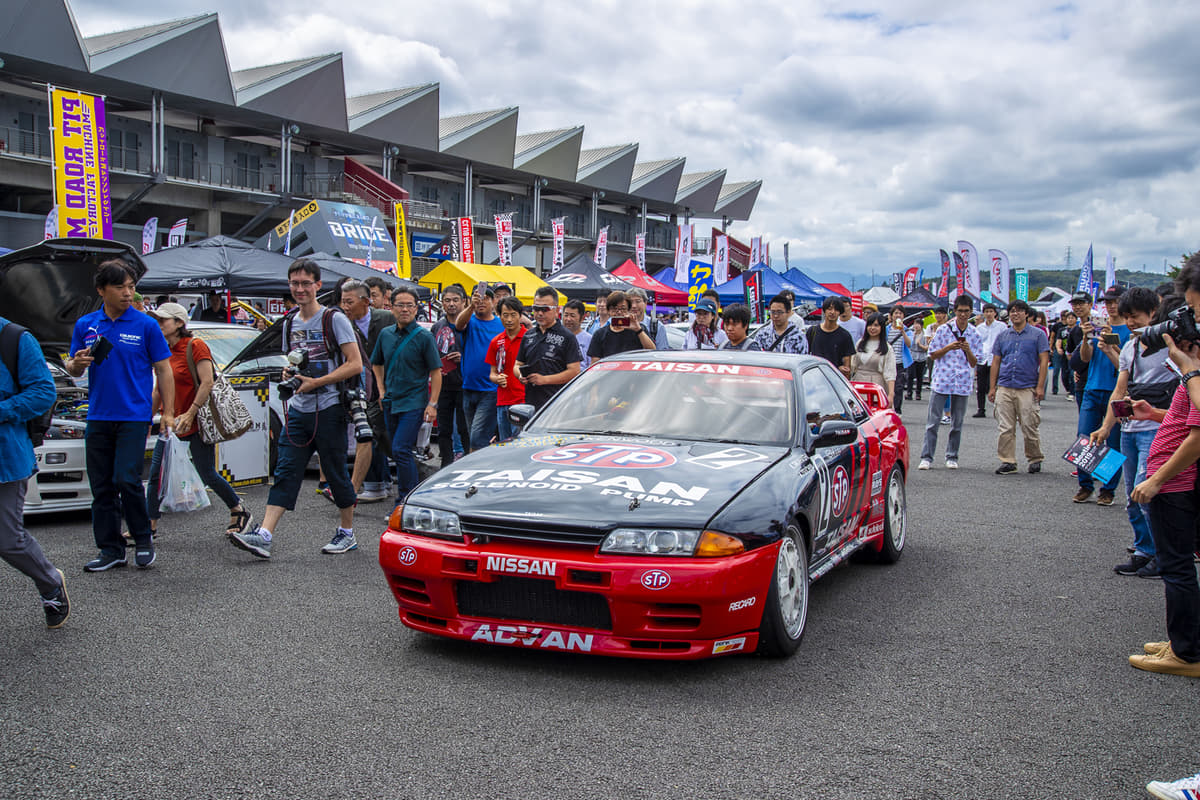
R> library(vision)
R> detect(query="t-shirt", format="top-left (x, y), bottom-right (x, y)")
top-left (588, 326), bottom-right (647, 360)
top-left (517, 321), bottom-right (583, 409)
top-left (370, 321), bottom-right (440, 414)
top-left (173, 337), bottom-right (214, 419)
top-left (838, 315), bottom-right (866, 343)
top-left (461, 314), bottom-right (504, 392)
top-left (992, 325), bottom-right (1049, 389)
top-left (806, 326), bottom-right (855, 369)
top-left (1119, 340), bottom-right (1177, 433)
top-left (70, 306), bottom-right (171, 421)
top-left (1145, 384), bottom-right (1200, 494)
top-left (284, 308), bottom-right (357, 413)
top-left (486, 327), bottom-right (527, 407)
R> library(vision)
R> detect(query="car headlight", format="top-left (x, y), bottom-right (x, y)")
top-left (393, 504), bottom-right (462, 540)
top-left (601, 529), bottom-right (746, 557)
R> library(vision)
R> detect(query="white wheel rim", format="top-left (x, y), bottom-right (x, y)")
top-left (887, 472), bottom-right (907, 551)
top-left (775, 537), bottom-right (808, 638)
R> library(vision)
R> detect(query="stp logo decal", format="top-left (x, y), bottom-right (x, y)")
top-left (640, 570), bottom-right (671, 590)
top-left (830, 465), bottom-right (850, 518)
top-left (532, 443), bottom-right (676, 469)
top-left (398, 547), bottom-right (417, 566)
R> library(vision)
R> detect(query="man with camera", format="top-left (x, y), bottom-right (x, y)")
top-left (372, 286), bottom-right (441, 509)
top-left (1072, 287), bottom-right (1130, 505)
top-left (1128, 256), bottom-right (1200, 678)
top-left (67, 260), bottom-right (174, 571)
top-left (229, 259), bottom-right (363, 559)
top-left (587, 291), bottom-right (656, 359)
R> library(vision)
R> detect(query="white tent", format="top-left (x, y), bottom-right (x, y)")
top-left (1033, 286), bottom-right (1071, 305)
top-left (862, 285), bottom-right (901, 305)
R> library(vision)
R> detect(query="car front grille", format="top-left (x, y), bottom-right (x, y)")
top-left (459, 516), bottom-right (609, 548)
top-left (456, 576), bottom-right (613, 631)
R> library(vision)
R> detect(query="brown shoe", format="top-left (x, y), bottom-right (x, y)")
top-left (1129, 644), bottom-right (1200, 677)
top-left (1097, 490), bottom-right (1115, 506)
top-left (1144, 640), bottom-right (1170, 656)
top-left (1072, 488), bottom-right (1092, 503)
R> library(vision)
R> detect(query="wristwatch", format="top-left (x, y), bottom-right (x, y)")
top-left (1183, 369), bottom-right (1200, 384)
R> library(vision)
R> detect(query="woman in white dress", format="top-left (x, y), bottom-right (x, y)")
top-left (850, 312), bottom-right (896, 398)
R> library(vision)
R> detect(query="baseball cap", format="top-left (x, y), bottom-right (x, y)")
top-left (695, 298), bottom-right (718, 314)
top-left (151, 302), bottom-right (189, 323)
top-left (1070, 291), bottom-right (1093, 304)
top-left (1101, 286), bottom-right (1126, 301)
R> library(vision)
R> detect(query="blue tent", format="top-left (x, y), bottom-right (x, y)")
top-left (650, 265), bottom-right (688, 292)
top-left (714, 265), bottom-right (805, 306)
top-left (781, 268), bottom-right (839, 300)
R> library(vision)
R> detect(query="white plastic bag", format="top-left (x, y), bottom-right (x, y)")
top-left (159, 431), bottom-right (212, 513)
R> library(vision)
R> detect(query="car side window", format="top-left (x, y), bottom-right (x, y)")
top-left (824, 365), bottom-right (870, 422)
top-left (801, 368), bottom-right (850, 433)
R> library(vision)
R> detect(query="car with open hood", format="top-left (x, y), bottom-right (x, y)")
top-left (378, 349), bottom-right (909, 660)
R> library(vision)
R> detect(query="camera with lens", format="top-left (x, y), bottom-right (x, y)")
top-left (277, 347), bottom-right (310, 401)
top-left (1140, 305), bottom-right (1200, 355)
top-left (343, 386), bottom-right (374, 443)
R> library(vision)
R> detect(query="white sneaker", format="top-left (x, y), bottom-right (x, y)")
top-left (946, 460), bottom-right (958, 469)
top-left (918, 459), bottom-right (931, 470)
top-left (940, 414), bottom-right (951, 425)
top-left (1146, 772), bottom-right (1200, 800)
top-left (356, 487), bottom-right (388, 503)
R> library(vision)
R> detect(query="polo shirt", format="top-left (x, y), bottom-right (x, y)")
top-left (461, 314), bottom-right (504, 392)
top-left (370, 321), bottom-right (440, 413)
top-left (69, 306), bottom-right (170, 421)
top-left (517, 321), bottom-right (583, 408)
top-left (992, 324), bottom-right (1049, 389)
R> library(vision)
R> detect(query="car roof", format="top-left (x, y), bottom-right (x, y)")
top-left (592, 348), bottom-right (823, 374)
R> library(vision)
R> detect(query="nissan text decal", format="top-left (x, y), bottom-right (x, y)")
top-left (830, 465), bottom-right (851, 518)
top-left (532, 443), bottom-right (676, 469)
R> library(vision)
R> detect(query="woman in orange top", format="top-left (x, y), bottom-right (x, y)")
top-left (145, 303), bottom-right (252, 537)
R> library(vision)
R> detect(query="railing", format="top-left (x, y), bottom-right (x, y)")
top-left (0, 125), bottom-right (51, 159)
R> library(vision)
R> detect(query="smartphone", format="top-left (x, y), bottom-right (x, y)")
top-left (1101, 333), bottom-right (1120, 346)
top-left (610, 316), bottom-right (630, 330)
top-left (88, 335), bottom-right (114, 364)
top-left (474, 280), bottom-right (488, 297)
top-left (1111, 399), bottom-right (1133, 418)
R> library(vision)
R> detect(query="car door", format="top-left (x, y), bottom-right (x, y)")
top-left (800, 366), bottom-right (861, 557)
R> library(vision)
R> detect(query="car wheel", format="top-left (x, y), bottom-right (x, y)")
top-left (268, 411), bottom-right (281, 475)
top-left (756, 526), bottom-right (809, 657)
top-left (876, 465), bottom-right (906, 563)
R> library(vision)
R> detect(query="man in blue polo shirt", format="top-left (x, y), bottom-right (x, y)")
top-left (988, 300), bottom-right (1050, 475)
top-left (1072, 286), bottom-right (1130, 505)
top-left (66, 260), bottom-right (173, 572)
top-left (454, 282), bottom-right (503, 450)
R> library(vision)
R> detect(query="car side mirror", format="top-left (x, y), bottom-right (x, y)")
top-left (808, 419), bottom-right (857, 452)
top-left (507, 403), bottom-right (535, 434)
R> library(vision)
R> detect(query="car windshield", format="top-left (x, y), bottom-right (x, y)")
top-left (192, 325), bottom-right (285, 372)
top-left (528, 360), bottom-right (795, 446)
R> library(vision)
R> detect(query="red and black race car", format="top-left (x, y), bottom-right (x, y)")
top-left (378, 350), bottom-right (908, 659)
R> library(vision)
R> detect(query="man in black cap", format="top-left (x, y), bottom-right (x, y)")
top-left (1065, 291), bottom-right (1093, 410)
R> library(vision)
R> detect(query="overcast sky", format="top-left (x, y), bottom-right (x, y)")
top-left (71, 0), bottom-right (1200, 280)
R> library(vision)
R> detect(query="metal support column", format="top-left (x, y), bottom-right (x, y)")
top-left (464, 162), bottom-right (473, 217)
top-left (641, 201), bottom-right (647, 235)
top-left (591, 191), bottom-right (599, 239)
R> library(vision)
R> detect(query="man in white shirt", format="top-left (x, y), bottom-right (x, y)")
top-left (973, 303), bottom-right (1008, 418)
top-left (838, 303), bottom-right (866, 344)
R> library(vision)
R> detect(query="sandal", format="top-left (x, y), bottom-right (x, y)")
top-left (226, 507), bottom-right (253, 537)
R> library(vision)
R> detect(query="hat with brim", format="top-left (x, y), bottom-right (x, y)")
top-left (151, 302), bottom-right (190, 323)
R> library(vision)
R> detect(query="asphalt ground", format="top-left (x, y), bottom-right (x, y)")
top-left (3, 390), bottom-right (1198, 800)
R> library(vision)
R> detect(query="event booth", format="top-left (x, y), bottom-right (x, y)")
top-left (545, 253), bottom-right (637, 302)
top-left (418, 261), bottom-right (549, 306)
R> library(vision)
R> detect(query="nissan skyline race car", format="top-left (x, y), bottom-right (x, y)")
top-left (378, 350), bottom-right (908, 660)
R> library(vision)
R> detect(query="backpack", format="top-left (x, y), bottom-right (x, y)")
top-left (0, 323), bottom-right (54, 447)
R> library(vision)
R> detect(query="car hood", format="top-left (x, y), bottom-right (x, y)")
top-left (410, 433), bottom-right (790, 529)
top-left (0, 238), bottom-right (147, 350)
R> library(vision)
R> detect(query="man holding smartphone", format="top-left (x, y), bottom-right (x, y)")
top-left (455, 282), bottom-right (503, 449)
top-left (66, 261), bottom-right (173, 572)
top-left (1073, 286), bottom-right (1129, 505)
top-left (587, 291), bottom-right (655, 359)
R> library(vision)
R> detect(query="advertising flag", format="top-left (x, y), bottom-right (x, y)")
top-left (715, 228), bottom-right (751, 271)
top-left (713, 234), bottom-right (730, 285)
top-left (141, 217), bottom-right (158, 254)
top-left (673, 223), bottom-right (693, 283)
top-left (551, 218), bottom-right (565, 274)
top-left (495, 212), bottom-right (514, 267)
top-left (688, 259), bottom-right (713, 312)
top-left (763, 241), bottom-right (770, 267)
top-left (1076, 244), bottom-right (1094, 294)
top-left (952, 251), bottom-right (966, 300)
top-left (903, 266), bottom-right (919, 296)
top-left (283, 209), bottom-right (294, 255)
top-left (749, 236), bottom-right (762, 268)
top-left (783, 242), bottom-right (789, 270)
top-left (593, 225), bottom-right (609, 267)
top-left (393, 201), bottom-right (412, 279)
top-left (851, 293), bottom-right (864, 318)
top-left (988, 249), bottom-right (1011, 302)
top-left (168, 218), bottom-right (188, 247)
top-left (456, 217), bottom-right (476, 264)
top-left (1105, 248), bottom-right (1116, 291)
top-left (891, 272), bottom-right (903, 295)
top-left (938, 249), bottom-right (951, 298)
top-left (1015, 268), bottom-right (1029, 301)
top-left (44, 206), bottom-right (58, 240)
top-left (744, 271), bottom-right (763, 324)
top-left (634, 232), bottom-right (646, 274)
top-left (957, 240), bottom-right (980, 297)
top-left (49, 86), bottom-right (112, 239)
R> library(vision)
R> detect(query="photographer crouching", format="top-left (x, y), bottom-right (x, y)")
top-left (229, 258), bottom-right (364, 560)
top-left (1128, 254), bottom-right (1200, 677)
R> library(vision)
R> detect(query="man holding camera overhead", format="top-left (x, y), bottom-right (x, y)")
top-left (229, 258), bottom-right (363, 560)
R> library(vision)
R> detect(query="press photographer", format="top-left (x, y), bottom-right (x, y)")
top-left (228, 258), bottom-right (364, 560)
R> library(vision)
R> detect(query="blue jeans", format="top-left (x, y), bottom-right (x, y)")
top-left (921, 392), bottom-right (968, 461)
top-left (1119, 428), bottom-right (1157, 557)
top-left (463, 389), bottom-right (498, 450)
top-left (269, 405), bottom-right (356, 510)
top-left (86, 420), bottom-right (152, 556)
top-left (1077, 388), bottom-right (1121, 492)
top-left (389, 408), bottom-right (424, 504)
top-left (146, 431), bottom-right (241, 520)
top-left (496, 405), bottom-right (517, 441)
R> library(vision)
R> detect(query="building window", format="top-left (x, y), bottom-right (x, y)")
top-left (166, 139), bottom-right (195, 180)
top-left (108, 130), bottom-right (140, 171)
top-left (234, 152), bottom-right (260, 189)
top-left (17, 112), bottom-right (49, 157)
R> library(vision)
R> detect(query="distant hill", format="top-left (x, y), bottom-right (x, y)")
top-left (1025, 268), bottom-right (1170, 298)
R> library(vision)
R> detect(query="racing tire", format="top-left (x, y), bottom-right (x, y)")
top-left (875, 465), bottom-right (906, 564)
top-left (756, 526), bottom-right (809, 657)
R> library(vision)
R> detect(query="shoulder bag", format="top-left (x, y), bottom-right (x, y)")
top-left (186, 339), bottom-right (253, 444)
top-left (1127, 345), bottom-right (1179, 410)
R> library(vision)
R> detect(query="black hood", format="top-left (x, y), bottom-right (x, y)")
top-left (410, 433), bottom-right (790, 530)
top-left (0, 238), bottom-right (147, 349)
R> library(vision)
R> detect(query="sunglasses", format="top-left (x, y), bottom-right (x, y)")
top-left (531, 305), bottom-right (553, 312)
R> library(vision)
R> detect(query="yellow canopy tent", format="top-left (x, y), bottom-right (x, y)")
top-left (418, 261), bottom-right (550, 306)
